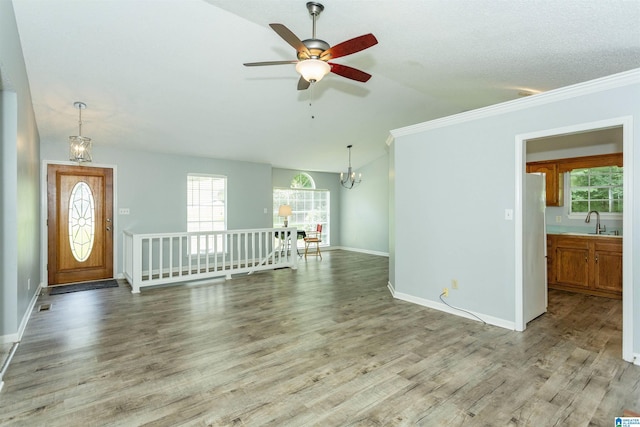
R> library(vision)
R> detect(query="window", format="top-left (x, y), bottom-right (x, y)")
top-left (187, 174), bottom-right (226, 253)
top-left (291, 172), bottom-right (314, 189)
top-left (274, 173), bottom-right (329, 246)
top-left (569, 166), bottom-right (623, 215)
top-left (68, 181), bottom-right (95, 262)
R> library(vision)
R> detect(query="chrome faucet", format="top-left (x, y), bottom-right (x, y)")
top-left (585, 210), bottom-right (605, 234)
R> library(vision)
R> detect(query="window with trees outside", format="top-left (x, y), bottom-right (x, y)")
top-left (187, 174), bottom-right (226, 254)
top-left (273, 173), bottom-right (329, 247)
top-left (569, 166), bottom-right (623, 216)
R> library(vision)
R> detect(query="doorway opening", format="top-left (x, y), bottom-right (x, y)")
top-left (515, 117), bottom-right (633, 363)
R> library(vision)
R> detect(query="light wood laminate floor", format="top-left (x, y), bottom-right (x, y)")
top-left (1, 250), bottom-right (638, 426)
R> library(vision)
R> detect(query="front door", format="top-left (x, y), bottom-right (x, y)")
top-left (47, 164), bottom-right (113, 285)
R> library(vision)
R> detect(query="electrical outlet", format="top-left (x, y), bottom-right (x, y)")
top-left (28, 278), bottom-right (31, 290)
top-left (555, 216), bottom-right (562, 223)
top-left (119, 208), bottom-right (130, 215)
top-left (451, 279), bottom-right (458, 289)
top-left (442, 288), bottom-right (449, 297)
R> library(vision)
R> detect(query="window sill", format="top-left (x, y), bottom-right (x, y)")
top-left (567, 213), bottom-right (622, 220)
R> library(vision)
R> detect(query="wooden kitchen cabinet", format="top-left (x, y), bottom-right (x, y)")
top-left (594, 241), bottom-right (623, 294)
top-left (555, 238), bottom-right (590, 289)
top-left (526, 161), bottom-right (564, 206)
top-left (547, 234), bottom-right (622, 299)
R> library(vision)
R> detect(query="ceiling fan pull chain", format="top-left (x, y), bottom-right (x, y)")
top-left (309, 84), bottom-right (315, 119)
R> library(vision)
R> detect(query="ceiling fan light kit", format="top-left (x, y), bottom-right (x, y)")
top-left (296, 59), bottom-right (330, 82)
top-left (243, 2), bottom-right (377, 90)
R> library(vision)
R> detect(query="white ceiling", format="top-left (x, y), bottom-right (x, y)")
top-left (12, 0), bottom-right (640, 172)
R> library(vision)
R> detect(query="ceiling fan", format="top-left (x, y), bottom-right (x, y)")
top-left (243, 2), bottom-right (378, 90)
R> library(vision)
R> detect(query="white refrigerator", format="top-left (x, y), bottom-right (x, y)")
top-left (524, 173), bottom-right (547, 324)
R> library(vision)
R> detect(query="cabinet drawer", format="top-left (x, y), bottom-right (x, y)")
top-left (594, 240), bottom-right (622, 253)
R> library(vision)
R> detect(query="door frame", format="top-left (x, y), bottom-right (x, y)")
top-left (41, 160), bottom-right (118, 287)
top-left (514, 116), bottom-right (633, 364)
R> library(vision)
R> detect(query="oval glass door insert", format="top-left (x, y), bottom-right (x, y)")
top-left (68, 181), bottom-right (95, 262)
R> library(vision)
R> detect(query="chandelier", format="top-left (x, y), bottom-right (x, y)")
top-left (69, 101), bottom-right (92, 163)
top-left (339, 144), bottom-right (362, 189)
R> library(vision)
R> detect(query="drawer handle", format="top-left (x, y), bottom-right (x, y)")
top-left (595, 255), bottom-right (598, 263)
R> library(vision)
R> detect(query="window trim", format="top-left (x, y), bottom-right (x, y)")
top-left (187, 173), bottom-right (227, 255)
top-left (560, 153), bottom-right (623, 220)
top-left (291, 172), bottom-right (316, 189)
top-left (565, 172), bottom-right (623, 220)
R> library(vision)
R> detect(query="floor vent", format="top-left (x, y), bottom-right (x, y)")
top-left (38, 304), bottom-right (51, 312)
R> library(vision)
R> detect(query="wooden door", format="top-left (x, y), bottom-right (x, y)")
top-left (47, 164), bottom-right (113, 284)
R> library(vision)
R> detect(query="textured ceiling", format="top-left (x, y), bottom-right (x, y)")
top-left (12, 0), bottom-right (640, 172)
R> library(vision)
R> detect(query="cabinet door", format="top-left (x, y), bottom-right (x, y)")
top-left (555, 246), bottom-right (589, 288)
top-left (594, 250), bottom-right (622, 294)
top-left (527, 163), bottom-right (563, 206)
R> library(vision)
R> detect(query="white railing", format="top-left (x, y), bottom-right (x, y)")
top-left (122, 228), bottom-right (298, 293)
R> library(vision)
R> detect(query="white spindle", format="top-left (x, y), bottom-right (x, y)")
top-left (124, 228), bottom-right (297, 293)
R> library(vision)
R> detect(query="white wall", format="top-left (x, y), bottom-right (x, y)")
top-left (40, 142), bottom-right (273, 277)
top-left (0, 1), bottom-right (41, 341)
top-left (339, 153), bottom-right (389, 255)
top-left (390, 70), bottom-right (639, 357)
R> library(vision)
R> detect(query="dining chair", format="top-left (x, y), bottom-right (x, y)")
top-left (303, 224), bottom-right (322, 259)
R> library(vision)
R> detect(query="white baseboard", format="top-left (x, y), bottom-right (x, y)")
top-left (0, 283), bottom-right (41, 392)
top-left (331, 246), bottom-right (389, 257)
top-left (392, 290), bottom-right (516, 330)
top-left (387, 281), bottom-right (395, 296)
top-left (0, 333), bottom-right (18, 345)
top-left (19, 282), bottom-right (43, 338)
top-left (0, 341), bottom-right (20, 393)
top-left (0, 282), bottom-right (43, 345)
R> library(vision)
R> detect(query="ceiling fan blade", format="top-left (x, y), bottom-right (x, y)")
top-left (329, 63), bottom-right (372, 83)
top-left (320, 34), bottom-right (378, 60)
top-left (297, 76), bottom-right (311, 91)
top-left (243, 60), bottom-right (298, 67)
top-left (269, 23), bottom-right (311, 59)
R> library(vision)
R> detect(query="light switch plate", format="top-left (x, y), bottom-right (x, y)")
top-left (119, 208), bottom-right (130, 215)
top-left (504, 209), bottom-right (513, 220)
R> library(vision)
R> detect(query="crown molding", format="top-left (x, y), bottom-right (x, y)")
top-left (389, 68), bottom-right (640, 140)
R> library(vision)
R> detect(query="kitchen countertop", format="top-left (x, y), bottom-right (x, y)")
top-left (546, 225), bottom-right (622, 237)
top-left (549, 232), bottom-right (622, 238)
